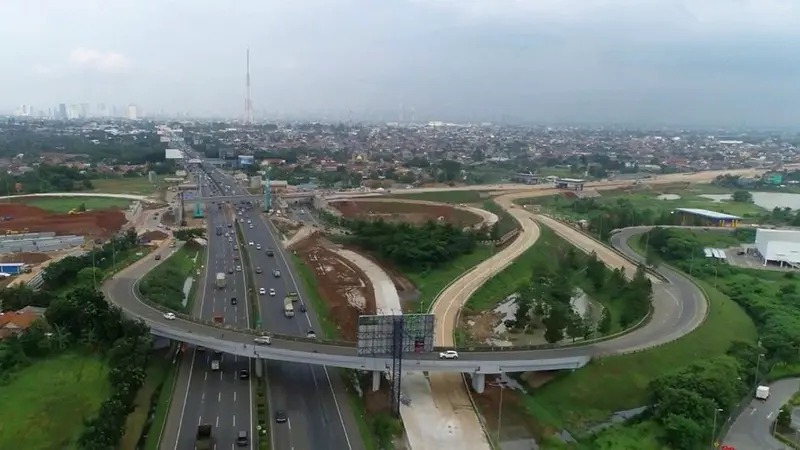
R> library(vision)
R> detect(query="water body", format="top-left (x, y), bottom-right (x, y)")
top-left (700, 192), bottom-right (800, 211)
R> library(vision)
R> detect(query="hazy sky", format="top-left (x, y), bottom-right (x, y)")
top-left (3, 0), bottom-right (800, 126)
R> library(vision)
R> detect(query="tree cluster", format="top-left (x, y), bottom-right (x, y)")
top-left (0, 286), bottom-right (151, 449)
top-left (42, 230), bottom-right (139, 292)
top-left (646, 344), bottom-right (755, 450)
top-left (334, 217), bottom-right (479, 270)
top-left (173, 227), bottom-right (205, 241)
top-left (510, 248), bottom-right (653, 343)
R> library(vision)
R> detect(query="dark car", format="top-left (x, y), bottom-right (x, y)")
top-left (239, 369), bottom-right (249, 380)
top-left (231, 297), bottom-right (237, 305)
top-left (299, 304), bottom-right (307, 313)
top-left (154, 254), bottom-right (161, 260)
top-left (236, 431), bottom-right (249, 447)
top-left (275, 410), bottom-right (287, 423)
top-left (228, 268), bottom-right (234, 274)
top-left (266, 249), bottom-right (274, 257)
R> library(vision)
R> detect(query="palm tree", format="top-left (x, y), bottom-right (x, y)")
top-left (51, 324), bottom-right (71, 351)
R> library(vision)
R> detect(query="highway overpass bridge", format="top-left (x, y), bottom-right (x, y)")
top-left (104, 243), bottom-right (593, 393)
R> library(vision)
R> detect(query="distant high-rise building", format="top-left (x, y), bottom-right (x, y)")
top-left (80, 103), bottom-right (89, 118)
top-left (58, 103), bottom-right (67, 119)
top-left (127, 104), bottom-right (138, 120)
top-left (68, 104), bottom-right (80, 119)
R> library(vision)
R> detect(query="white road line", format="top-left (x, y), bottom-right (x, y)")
top-left (233, 414), bottom-right (236, 427)
top-left (216, 416), bottom-right (219, 427)
top-left (204, 372), bottom-right (207, 381)
top-left (218, 392), bottom-right (221, 402)
top-left (234, 391), bottom-right (237, 402)
top-left (198, 416), bottom-right (202, 425)
top-left (201, 392), bottom-right (205, 400)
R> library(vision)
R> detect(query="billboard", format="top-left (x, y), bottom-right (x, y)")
top-left (165, 149), bottom-right (184, 159)
top-left (239, 155), bottom-right (255, 166)
top-left (356, 314), bottom-right (435, 356)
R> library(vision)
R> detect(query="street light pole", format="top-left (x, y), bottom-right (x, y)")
top-left (711, 407), bottom-right (723, 448)
top-left (497, 375), bottom-right (504, 444)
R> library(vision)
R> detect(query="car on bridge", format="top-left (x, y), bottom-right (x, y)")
top-left (254, 336), bottom-right (271, 345)
top-left (163, 312), bottom-right (176, 320)
top-left (439, 350), bottom-right (459, 360)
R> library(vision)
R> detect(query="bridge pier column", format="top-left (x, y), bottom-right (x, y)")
top-left (372, 370), bottom-right (382, 392)
top-left (471, 373), bottom-right (485, 394)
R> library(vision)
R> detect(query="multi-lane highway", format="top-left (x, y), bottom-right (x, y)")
top-left (204, 168), bottom-right (363, 450)
top-left (168, 176), bottom-right (254, 449)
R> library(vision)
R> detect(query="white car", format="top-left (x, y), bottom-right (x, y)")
top-left (236, 265), bottom-right (242, 272)
top-left (249, 241), bottom-right (254, 246)
top-left (247, 219), bottom-right (252, 224)
top-left (259, 288), bottom-right (266, 295)
top-left (163, 312), bottom-right (176, 320)
top-left (249, 224), bottom-right (253, 229)
top-left (234, 245), bottom-right (238, 250)
top-left (254, 336), bottom-right (271, 345)
top-left (439, 350), bottom-right (459, 360)
top-left (269, 288), bottom-right (276, 296)
top-left (256, 244), bottom-right (262, 250)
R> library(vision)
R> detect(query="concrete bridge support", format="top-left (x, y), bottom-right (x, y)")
top-left (471, 373), bottom-right (486, 394)
top-left (372, 370), bottom-right (382, 392)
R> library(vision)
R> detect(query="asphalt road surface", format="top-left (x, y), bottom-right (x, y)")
top-left (172, 175), bottom-right (254, 450)
top-left (723, 378), bottom-right (800, 450)
top-left (208, 168), bottom-right (363, 450)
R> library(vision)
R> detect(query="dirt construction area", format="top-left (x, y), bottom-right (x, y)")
top-left (329, 199), bottom-right (482, 227)
top-left (293, 236), bottom-right (376, 340)
top-left (0, 204), bottom-right (127, 238)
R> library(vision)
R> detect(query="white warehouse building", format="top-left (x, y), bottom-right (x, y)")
top-left (755, 228), bottom-right (800, 267)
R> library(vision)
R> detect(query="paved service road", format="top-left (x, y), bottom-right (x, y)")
top-left (208, 168), bottom-right (363, 450)
top-left (724, 378), bottom-right (800, 450)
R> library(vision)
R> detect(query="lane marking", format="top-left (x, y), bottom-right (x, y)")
top-left (218, 392), bottom-right (221, 402)
top-left (216, 416), bottom-right (219, 427)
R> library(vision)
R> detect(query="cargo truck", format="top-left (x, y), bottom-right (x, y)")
top-left (195, 424), bottom-right (213, 450)
top-left (215, 272), bottom-right (226, 289)
top-left (284, 297), bottom-right (295, 317)
top-left (756, 385), bottom-right (770, 400)
top-left (287, 291), bottom-right (299, 302)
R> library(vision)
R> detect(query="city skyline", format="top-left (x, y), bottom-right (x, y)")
top-left (3, 1), bottom-right (800, 126)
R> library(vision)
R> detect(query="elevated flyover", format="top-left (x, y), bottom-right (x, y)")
top-left (102, 243), bottom-right (590, 374)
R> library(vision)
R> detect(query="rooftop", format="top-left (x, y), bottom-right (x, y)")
top-left (674, 208), bottom-right (742, 220)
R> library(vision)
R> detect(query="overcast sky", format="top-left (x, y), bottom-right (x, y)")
top-left (3, 0), bottom-right (800, 126)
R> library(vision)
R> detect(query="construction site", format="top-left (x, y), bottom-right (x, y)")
top-left (292, 235), bottom-right (377, 340)
top-left (0, 204), bottom-right (127, 238)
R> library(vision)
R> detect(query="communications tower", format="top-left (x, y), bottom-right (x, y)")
top-left (245, 48), bottom-right (254, 124)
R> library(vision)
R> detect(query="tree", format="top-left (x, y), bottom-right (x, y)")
top-left (543, 304), bottom-right (569, 343)
top-left (732, 190), bottom-right (753, 203)
top-left (777, 406), bottom-right (791, 428)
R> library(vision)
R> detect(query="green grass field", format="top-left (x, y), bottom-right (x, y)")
top-left (0, 353), bottom-right (109, 450)
top-left (521, 235), bottom-right (757, 431)
top-left (19, 196), bottom-right (132, 213)
top-left (90, 177), bottom-right (164, 195)
top-left (406, 245), bottom-right (496, 313)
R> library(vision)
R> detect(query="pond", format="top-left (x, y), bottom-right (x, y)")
top-left (700, 192), bottom-right (800, 211)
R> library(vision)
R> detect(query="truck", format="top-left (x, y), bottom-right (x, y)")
top-left (287, 291), bottom-right (299, 302)
top-left (195, 424), bottom-right (213, 450)
top-left (215, 272), bottom-right (226, 289)
top-left (284, 297), bottom-right (295, 317)
top-left (756, 385), bottom-right (770, 400)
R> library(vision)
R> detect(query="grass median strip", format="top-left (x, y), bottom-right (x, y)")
top-left (139, 244), bottom-right (202, 312)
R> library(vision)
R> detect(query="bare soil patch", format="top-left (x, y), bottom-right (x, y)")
top-left (0, 204), bottom-right (126, 238)
top-left (0, 252), bottom-right (51, 264)
top-left (329, 200), bottom-right (481, 227)
top-left (294, 236), bottom-right (377, 340)
top-left (140, 230), bottom-right (169, 241)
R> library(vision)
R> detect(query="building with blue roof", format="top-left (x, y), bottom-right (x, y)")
top-left (674, 208), bottom-right (741, 228)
